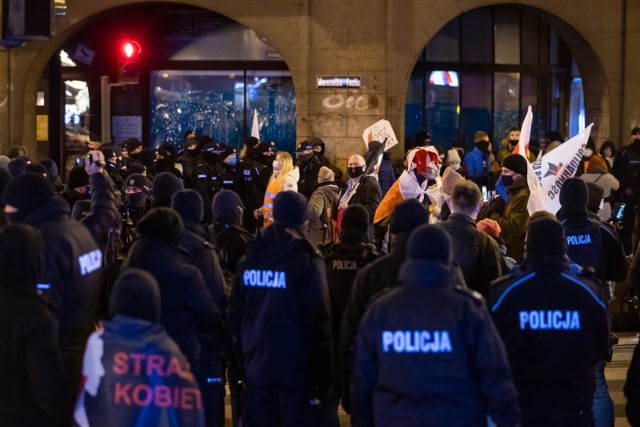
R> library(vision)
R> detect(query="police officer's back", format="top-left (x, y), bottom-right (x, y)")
top-left (558, 178), bottom-right (627, 283)
top-left (490, 215), bottom-right (609, 426)
top-left (227, 191), bottom-right (332, 426)
top-left (351, 224), bottom-right (520, 426)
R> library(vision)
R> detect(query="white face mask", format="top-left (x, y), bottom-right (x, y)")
top-left (272, 160), bottom-right (282, 171)
top-left (584, 148), bottom-right (594, 158)
top-left (449, 162), bottom-right (461, 171)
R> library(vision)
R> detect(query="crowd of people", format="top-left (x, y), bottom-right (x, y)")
top-left (1, 126), bottom-right (640, 426)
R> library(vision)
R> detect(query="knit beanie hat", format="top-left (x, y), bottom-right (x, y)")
top-left (526, 216), bottom-right (566, 257)
top-left (559, 178), bottom-right (588, 212)
top-left (67, 166), bottom-right (89, 189)
top-left (0, 223), bottom-right (43, 285)
top-left (7, 157), bottom-right (27, 177)
top-left (502, 154), bottom-right (528, 176)
top-left (172, 189), bottom-right (204, 224)
top-left (340, 204), bottom-right (369, 234)
top-left (152, 172), bottom-right (184, 207)
top-left (317, 166), bottom-right (335, 184)
top-left (25, 162), bottom-right (49, 178)
top-left (125, 173), bottom-right (152, 194)
top-left (0, 155), bottom-right (10, 170)
top-left (109, 268), bottom-right (161, 323)
top-left (137, 207), bottom-right (185, 245)
top-left (39, 158), bottom-right (59, 179)
top-left (407, 223), bottom-right (452, 264)
top-left (273, 191), bottom-right (308, 227)
top-left (212, 189), bottom-right (244, 226)
top-left (441, 167), bottom-right (464, 195)
top-left (389, 199), bottom-right (429, 234)
top-left (125, 138), bottom-right (142, 153)
top-left (1, 172), bottom-right (54, 221)
top-left (477, 218), bottom-right (501, 239)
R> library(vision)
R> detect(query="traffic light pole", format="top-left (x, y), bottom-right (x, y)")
top-left (101, 76), bottom-right (111, 144)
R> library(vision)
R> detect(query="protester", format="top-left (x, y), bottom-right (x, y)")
top-left (254, 151), bottom-right (299, 227)
top-left (74, 269), bottom-right (205, 427)
top-left (578, 155), bottom-right (620, 221)
top-left (296, 140), bottom-right (323, 199)
top-left (339, 154), bottom-right (382, 223)
top-left (308, 166), bottom-right (340, 245)
top-left (463, 131), bottom-right (492, 188)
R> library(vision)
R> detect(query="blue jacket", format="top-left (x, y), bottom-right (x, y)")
top-left (463, 147), bottom-right (491, 186)
top-left (490, 257), bottom-right (609, 423)
top-left (351, 259), bottom-right (520, 426)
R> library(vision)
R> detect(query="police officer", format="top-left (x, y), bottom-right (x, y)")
top-left (2, 172), bottom-right (104, 409)
top-left (296, 140), bottom-right (323, 199)
top-left (228, 191), bottom-right (332, 427)
top-left (613, 127), bottom-right (640, 253)
top-left (490, 214), bottom-right (609, 426)
top-left (319, 204), bottom-right (380, 425)
top-left (240, 140), bottom-right (272, 233)
top-left (351, 224), bottom-right (520, 426)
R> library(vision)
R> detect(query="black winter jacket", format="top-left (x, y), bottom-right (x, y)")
top-left (20, 196), bottom-right (103, 391)
top-left (436, 213), bottom-right (502, 297)
top-left (490, 257), bottom-right (609, 422)
top-left (351, 259), bottom-right (520, 426)
top-left (227, 224), bottom-right (332, 392)
top-left (0, 285), bottom-right (70, 426)
top-left (81, 172), bottom-right (121, 251)
top-left (341, 175), bottom-right (382, 221)
top-left (126, 239), bottom-right (220, 373)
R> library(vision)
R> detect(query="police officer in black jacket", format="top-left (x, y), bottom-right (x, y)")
top-left (351, 224), bottom-right (520, 426)
top-left (296, 140), bottom-right (323, 199)
top-left (339, 199), bottom-right (429, 413)
top-left (228, 191), bottom-right (332, 427)
top-left (1, 172), bottom-right (104, 408)
top-left (490, 214), bottom-right (610, 426)
top-left (320, 203), bottom-right (380, 424)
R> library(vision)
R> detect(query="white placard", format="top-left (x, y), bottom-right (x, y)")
top-left (362, 119), bottom-right (398, 150)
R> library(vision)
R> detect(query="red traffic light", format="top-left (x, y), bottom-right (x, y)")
top-left (120, 39), bottom-right (141, 59)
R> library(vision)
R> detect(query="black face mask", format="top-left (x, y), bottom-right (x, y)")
top-left (509, 139), bottom-right (518, 148)
top-left (125, 192), bottom-right (147, 208)
top-left (347, 165), bottom-right (365, 179)
top-left (477, 141), bottom-right (490, 153)
top-left (501, 174), bottom-right (514, 187)
top-left (296, 152), bottom-right (314, 165)
top-left (632, 140), bottom-right (640, 150)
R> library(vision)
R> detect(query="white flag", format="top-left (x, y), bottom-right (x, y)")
top-left (517, 106), bottom-right (545, 214)
top-left (251, 109), bottom-right (260, 139)
top-left (531, 124), bottom-right (593, 214)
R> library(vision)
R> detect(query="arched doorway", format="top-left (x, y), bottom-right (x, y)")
top-left (43, 3), bottom-right (295, 173)
top-left (405, 5), bottom-right (603, 154)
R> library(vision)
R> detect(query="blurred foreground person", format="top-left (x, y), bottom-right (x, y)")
top-left (0, 224), bottom-right (70, 425)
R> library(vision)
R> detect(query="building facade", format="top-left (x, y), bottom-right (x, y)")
top-left (0, 0), bottom-right (639, 169)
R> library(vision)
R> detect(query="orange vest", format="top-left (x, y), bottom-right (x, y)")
top-left (262, 177), bottom-right (283, 227)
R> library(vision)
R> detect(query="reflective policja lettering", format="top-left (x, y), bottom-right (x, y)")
top-left (519, 310), bottom-right (581, 330)
top-left (381, 330), bottom-right (452, 353)
top-left (79, 249), bottom-right (103, 275)
top-left (566, 234), bottom-right (592, 245)
top-left (243, 270), bottom-right (287, 288)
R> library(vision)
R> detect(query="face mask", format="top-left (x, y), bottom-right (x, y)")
top-left (225, 155), bottom-right (237, 166)
top-left (583, 148), bottom-right (593, 158)
top-left (509, 139), bottom-right (518, 148)
top-left (423, 167), bottom-right (438, 180)
top-left (477, 141), bottom-right (490, 153)
top-left (297, 152), bottom-right (314, 164)
top-left (449, 162), bottom-right (461, 171)
top-left (125, 192), bottom-right (147, 208)
top-left (501, 174), bottom-right (514, 187)
top-left (347, 165), bottom-right (365, 179)
top-left (272, 160), bottom-right (282, 171)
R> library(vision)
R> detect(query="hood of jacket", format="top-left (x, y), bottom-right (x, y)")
top-left (20, 196), bottom-right (71, 227)
top-left (247, 223), bottom-right (317, 267)
top-left (398, 258), bottom-right (456, 289)
top-left (109, 268), bottom-right (161, 322)
top-left (315, 182), bottom-right (340, 199)
top-left (126, 238), bottom-right (193, 279)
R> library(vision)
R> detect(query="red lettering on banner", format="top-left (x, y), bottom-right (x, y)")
top-left (130, 353), bottom-right (145, 376)
top-left (154, 385), bottom-right (172, 408)
top-left (113, 352), bottom-right (128, 375)
top-left (132, 384), bottom-right (153, 406)
top-left (114, 382), bottom-right (132, 405)
top-left (146, 354), bottom-right (165, 377)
